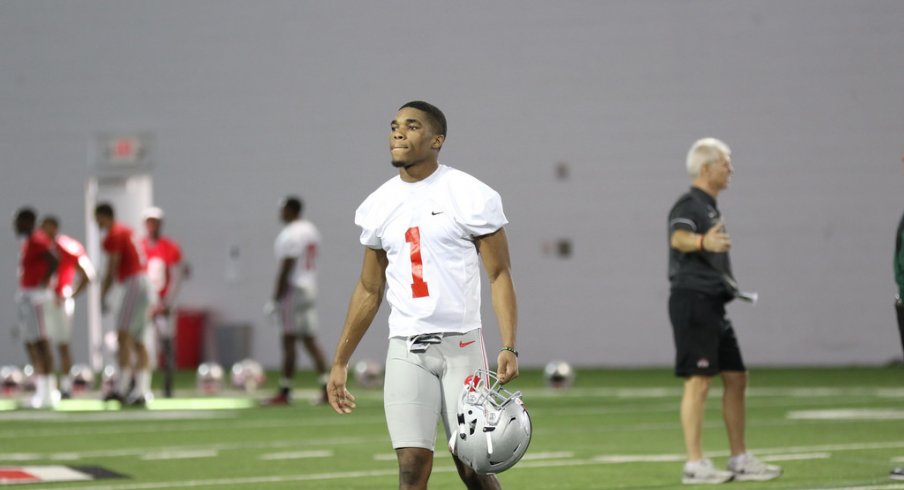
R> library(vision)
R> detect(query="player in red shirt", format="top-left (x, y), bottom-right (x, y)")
top-left (40, 216), bottom-right (95, 398)
top-left (140, 207), bottom-right (187, 398)
top-left (95, 203), bottom-right (152, 405)
top-left (13, 207), bottom-right (59, 408)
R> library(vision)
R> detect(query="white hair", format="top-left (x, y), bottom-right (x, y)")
top-left (686, 137), bottom-right (731, 177)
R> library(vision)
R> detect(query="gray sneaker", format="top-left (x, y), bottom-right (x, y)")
top-left (891, 467), bottom-right (904, 481)
top-left (683, 459), bottom-right (735, 484)
top-left (727, 452), bottom-right (782, 481)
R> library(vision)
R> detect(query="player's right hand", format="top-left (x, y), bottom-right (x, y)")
top-left (327, 365), bottom-right (356, 415)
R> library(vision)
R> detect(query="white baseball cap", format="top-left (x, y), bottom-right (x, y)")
top-left (143, 206), bottom-right (165, 220)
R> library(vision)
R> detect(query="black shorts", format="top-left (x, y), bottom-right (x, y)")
top-left (669, 289), bottom-right (746, 377)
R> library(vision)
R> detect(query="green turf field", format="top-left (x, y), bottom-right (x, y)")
top-left (1, 367), bottom-right (903, 489)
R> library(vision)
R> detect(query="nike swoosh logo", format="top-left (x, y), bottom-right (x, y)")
top-left (431, 211), bottom-right (444, 215)
top-left (459, 340), bottom-right (476, 348)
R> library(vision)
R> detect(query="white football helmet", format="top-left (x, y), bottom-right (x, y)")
top-left (231, 358), bottom-right (265, 392)
top-left (196, 362), bottom-right (224, 394)
top-left (449, 369), bottom-right (532, 475)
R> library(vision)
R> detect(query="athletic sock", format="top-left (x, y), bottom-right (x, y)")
top-left (60, 374), bottom-right (73, 393)
top-left (135, 370), bottom-right (151, 396)
top-left (116, 369), bottom-right (131, 395)
top-left (35, 375), bottom-right (49, 401)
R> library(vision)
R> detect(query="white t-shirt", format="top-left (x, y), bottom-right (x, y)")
top-left (355, 164), bottom-right (508, 338)
top-left (274, 219), bottom-right (320, 291)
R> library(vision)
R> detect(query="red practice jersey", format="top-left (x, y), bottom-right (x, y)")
top-left (53, 234), bottom-right (88, 296)
top-left (19, 230), bottom-right (53, 288)
top-left (102, 223), bottom-right (142, 282)
top-left (141, 236), bottom-right (182, 299)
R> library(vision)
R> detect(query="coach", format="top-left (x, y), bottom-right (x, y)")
top-left (667, 138), bottom-right (781, 485)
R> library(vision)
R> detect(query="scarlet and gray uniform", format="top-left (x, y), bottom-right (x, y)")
top-left (274, 219), bottom-right (320, 336)
top-left (16, 230), bottom-right (54, 343)
top-left (103, 223), bottom-right (150, 337)
top-left (355, 164), bottom-right (507, 450)
top-left (45, 234), bottom-right (93, 344)
top-left (141, 235), bottom-right (182, 338)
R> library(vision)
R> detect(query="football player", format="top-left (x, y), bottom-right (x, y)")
top-left (327, 101), bottom-right (519, 489)
top-left (13, 207), bottom-right (59, 408)
top-left (95, 202), bottom-right (152, 405)
top-left (140, 206), bottom-right (187, 398)
top-left (40, 216), bottom-right (94, 399)
top-left (264, 196), bottom-right (329, 405)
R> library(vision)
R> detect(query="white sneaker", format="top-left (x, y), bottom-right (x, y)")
top-left (890, 467), bottom-right (904, 481)
top-left (683, 459), bottom-right (734, 484)
top-left (727, 452), bottom-right (782, 481)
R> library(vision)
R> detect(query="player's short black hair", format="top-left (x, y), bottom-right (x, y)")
top-left (283, 196), bottom-right (303, 216)
top-left (15, 207), bottom-right (37, 224)
top-left (41, 215), bottom-right (59, 227)
top-left (399, 101), bottom-right (447, 137)
top-left (95, 202), bottom-right (115, 218)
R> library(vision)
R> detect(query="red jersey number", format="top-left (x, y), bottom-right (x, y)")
top-left (405, 227), bottom-right (430, 298)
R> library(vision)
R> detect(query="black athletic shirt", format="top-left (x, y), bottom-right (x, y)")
top-left (895, 209), bottom-right (904, 297)
top-left (667, 186), bottom-right (736, 299)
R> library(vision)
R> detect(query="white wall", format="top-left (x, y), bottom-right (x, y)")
top-left (1, 1), bottom-right (902, 368)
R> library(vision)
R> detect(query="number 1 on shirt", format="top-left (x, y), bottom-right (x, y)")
top-left (405, 227), bottom-right (430, 298)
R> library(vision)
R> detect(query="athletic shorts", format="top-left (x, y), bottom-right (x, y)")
top-left (114, 274), bottom-right (151, 339)
top-left (44, 296), bottom-right (75, 344)
top-left (383, 329), bottom-right (489, 451)
top-left (16, 288), bottom-right (52, 343)
top-left (669, 290), bottom-right (746, 377)
top-left (278, 286), bottom-right (318, 337)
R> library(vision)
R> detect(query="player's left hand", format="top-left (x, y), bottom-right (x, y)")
top-left (327, 365), bottom-right (357, 415)
top-left (496, 350), bottom-right (519, 384)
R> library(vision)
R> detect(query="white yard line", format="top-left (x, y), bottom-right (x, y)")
top-left (258, 450), bottom-right (333, 460)
top-left (520, 387), bottom-right (904, 399)
top-left (0, 437), bottom-right (383, 462)
top-left (140, 450), bottom-right (219, 461)
top-left (788, 409), bottom-right (904, 421)
top-left (15, 441), bottom-right (904, 490)
top-left (759, 452), bottom-right (832, 462)
top-left (0, 415), bottom-right (386, 440)
top-left (799, 485), bottom-right (904, 490)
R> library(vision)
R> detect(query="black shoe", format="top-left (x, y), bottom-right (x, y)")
top-left (103, 392), bottom-right (124, 403)
top-left (60, 391), bottom-right (72, 400)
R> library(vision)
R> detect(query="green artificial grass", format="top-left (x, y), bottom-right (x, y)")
top-left (1, 367), bottom-right (902, 489)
